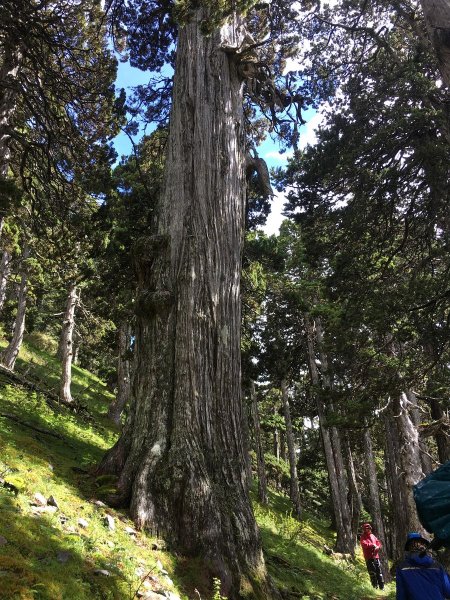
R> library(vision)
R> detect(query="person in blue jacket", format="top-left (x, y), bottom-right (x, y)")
top-left (396, 532), bottom-right (450, 600)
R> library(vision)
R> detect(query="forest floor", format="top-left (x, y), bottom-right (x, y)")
top-left (0, 333), bottom-right (396, 599)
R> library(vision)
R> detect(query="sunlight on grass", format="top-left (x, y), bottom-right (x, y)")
top-left (0, 336), bottom-right (396, 599)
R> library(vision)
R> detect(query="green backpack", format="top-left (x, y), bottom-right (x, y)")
top-left (414, 461), bottom-right (450, 547)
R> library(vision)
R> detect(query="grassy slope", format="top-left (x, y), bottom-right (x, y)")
top-left (0, 337), bottom-right (395, 600)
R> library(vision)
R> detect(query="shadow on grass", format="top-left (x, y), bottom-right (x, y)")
top-left (0, 377), bottom-right (116, 504)
top-left (0, 493), bottom-right (128, 600)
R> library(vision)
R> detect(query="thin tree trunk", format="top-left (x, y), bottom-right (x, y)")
top-left (72, 337), bottom-right (79, 365)
top-left (281, 380), bottom-right (302, 519)
top-left (250, 381), bottom-right (268, 505)
top-left (59, 283), bottom-right (78, 404)
top-left (316, 317), bottom-right (353, 553)
top-left (274, 422), bottom-right (280, 461)
top-left (304, 313), bottom-right (353, 553)
top-left (96, 11), bottom-right (271, 598)
top-left (108, 321), bottom-right (132, 425)
top-left (280, 432), bottom-right (287, 462)
top-left (1, 246), bottom-right (28, 370)
top-left (384, 413), bottom-right (408, 560)
top-left (363, 428), bottom-right (391, 581)
top-left (343, 433), bottom-right (362, 552)
top-left (0, 249), bottom-right (11, 314)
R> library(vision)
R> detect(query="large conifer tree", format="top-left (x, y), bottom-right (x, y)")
top-left (97, 2), bottom-right (283, 596)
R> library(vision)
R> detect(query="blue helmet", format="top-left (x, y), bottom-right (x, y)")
top-left (405, 532), bottom-right (430, 550)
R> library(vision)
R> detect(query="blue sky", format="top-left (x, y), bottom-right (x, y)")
top-left (112, 60), bottom-right (320, 234)
top-left (113, 61), bottom-right (155, 160)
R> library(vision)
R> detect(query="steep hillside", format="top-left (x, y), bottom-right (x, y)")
top-left (0, 336), bottom-right (395, 599)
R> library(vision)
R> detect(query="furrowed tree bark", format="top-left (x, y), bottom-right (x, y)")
top-left (250, 381), bottom-right (268, 505)
top-left (420, 0), bottom-right (450, 87)
top-left (395, 391), bottom-right (427, 534)
top-left (97, 10), bottom-right (271, 599)
top-left (428, 396), bottom-right (450, 463)
top-left (281, 379), bottom-right (301, 519)
top-left (1, 245), bottom-right (28, 371)
top-left (59, 282), bottom-right (78, 404)
top-left (406, 389), bottom-right (433, 475)
top-left (384, 412), bottom-right (408, 560)
top-left (108, 321), bottom-right (132, 425)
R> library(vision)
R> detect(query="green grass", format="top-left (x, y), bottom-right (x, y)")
top-left (254, 490), bottom-right (395, 599)
top-left (0, 336), bottom-right (396, 599)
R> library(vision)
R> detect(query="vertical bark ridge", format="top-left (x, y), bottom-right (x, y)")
top-left (97, 11), bottom-right (270, 598)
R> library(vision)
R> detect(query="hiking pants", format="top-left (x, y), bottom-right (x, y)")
top-left (366, 558), bottom-right (384, 589)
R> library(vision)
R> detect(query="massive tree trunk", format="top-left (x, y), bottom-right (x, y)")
top-left (97, 11), bottom-right (270, 598)
top-left (420, 0), bottom-right (450, 87)
top-left (1, 246), bottom-right (28, 370)
top-left (108, 321), bottom-right (132, 425)
top-left (0, 249), bottom-right (11, 313)
top-left (250, 381), bottom-right (268, 505)
top-left (281, 379), bottom-right (302, 519)
top-left (304, 313), bottom-right (353, 553)
top-left (363, 428), bottom-right (391, 581)
top-left (59, 283), bottom-right (78, 404)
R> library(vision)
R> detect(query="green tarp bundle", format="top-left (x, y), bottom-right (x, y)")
top-left (414, 461), bottom-right (450, 546)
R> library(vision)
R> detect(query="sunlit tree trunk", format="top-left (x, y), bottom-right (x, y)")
top-left (0, 40), bottom-right (21, 173)
top-left (1, 245), bottom-right (28, 370)
top-left (0, 249), bottom-right (11, 313)
top-left (281, 379), bottom-right (301, 519)
top-left (97, 11), bottom-right (271, 598)
top-left (59, 283), bottom-right (78, 404)
top-left (395, 390), bottom-right (426, 534)
top-left (108, 321), bottom-right (132, 425)
top-left (343, 434), bottom-right (362, 551)
top-left (273, 415), bottom-right (280, 461)
top-left (250, 381), bottom-right (268, 505)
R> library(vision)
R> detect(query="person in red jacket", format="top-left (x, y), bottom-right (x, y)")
top-left (360, 523), bottom-right (385, 590)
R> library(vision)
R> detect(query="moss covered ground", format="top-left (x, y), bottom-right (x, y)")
top-left (0, 336), bottom-right (395, 599)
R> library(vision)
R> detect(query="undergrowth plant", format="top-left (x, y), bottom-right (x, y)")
top-left (212, 577), bottom-right (228, 600)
